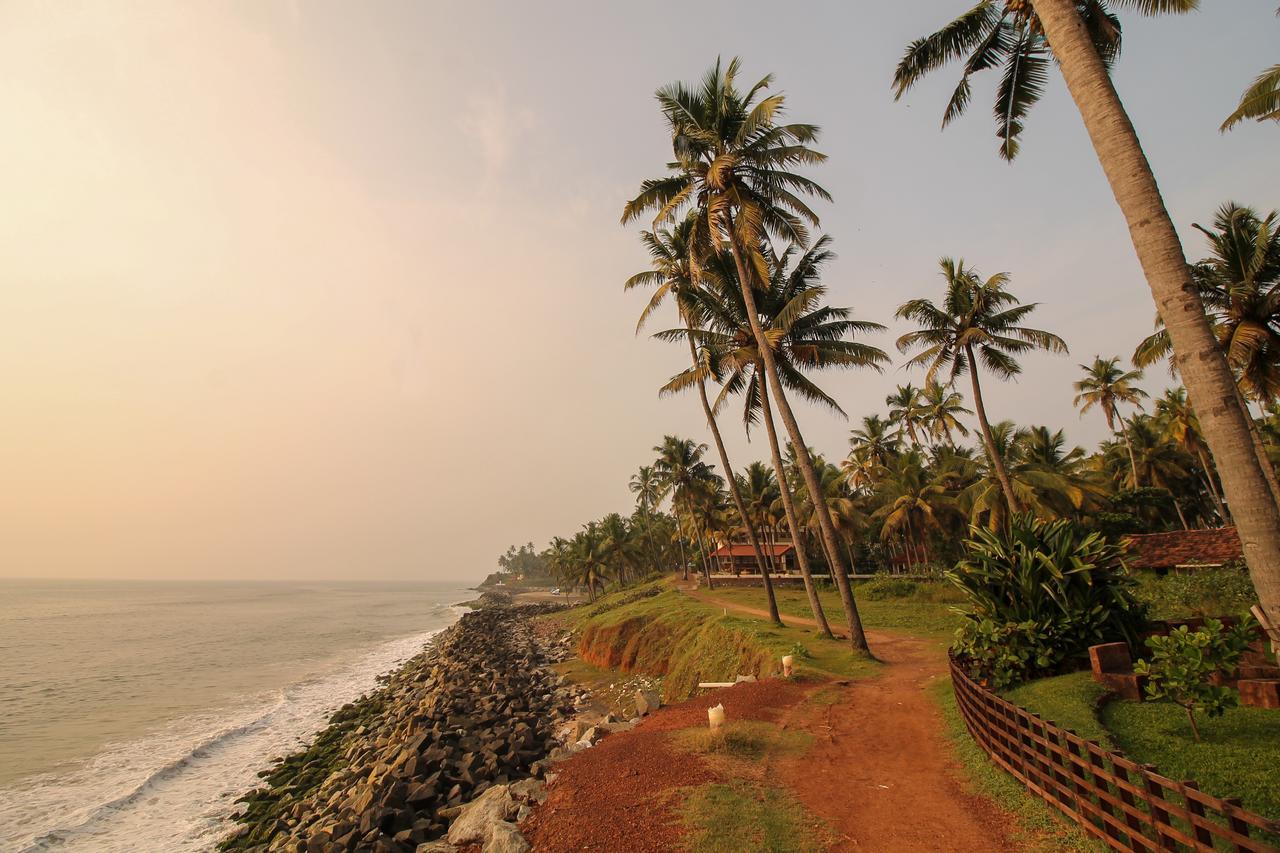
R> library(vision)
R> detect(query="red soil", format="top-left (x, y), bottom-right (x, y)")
top-left (524, 591), bottom-right (1021, 851)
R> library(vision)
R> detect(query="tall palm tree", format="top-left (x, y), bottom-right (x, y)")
top-left (871, 451), bottom-right (958, 572)
top-left (629, 220), bottom-right (780, 622)
top-left (737, 462), bottom-right (782, 572)
top-left (624, 58), bottom-right (874, 652)
top-left (1132, 202), bottom-right (1280, 504)
top-left (1073, 356), bottom-right (1148, 487)
top-left (652, 435), bottom-right (721, 586)
top-left (920, 380), bottom-right (973, 446)
top-left (629, 465), bottom-right (665, 573)
top-left (665, 239), bottom-right (888, 637)
top-left (599, 513), bottom-right (642, 586)
top-left (892, 0), bottom-right (1128, 160)
top-left (573, 522), bottom-right (610, 602)
top-left (848, 415), bottom-right (901, 471)
top-left (1222, 7), bottom-right (1279, 131)
top-left (896, 258), bottom-right (1067, 515)
top-left (886, 384), bottom-right (928, 447)
top-left (1015, 0), bottom-right (1280, 653)
top-left (1154, 387), bottom-right (1228, 522)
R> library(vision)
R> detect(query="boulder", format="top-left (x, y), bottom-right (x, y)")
top-left (482, 822), bottom-right (531, 853)
top-left (446, 784), bottom-right (516, 846)
top-left (634, 690), bottom-right (661, 716)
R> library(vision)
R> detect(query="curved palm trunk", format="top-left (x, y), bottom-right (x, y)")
top-left (1195, 445), bottom-right (1230, 524)
top-left (726, 231), bottom-right (869, 653)
top-left (690, 512), bottom-right (714, 590)
top-left (759, 363), bottom-right (834, 638)
top-left (1033, 0), bottom-right (1280, 632)
top-left (685, 337), bottom-right (780, 623)
top-left (1233, 384), bottom-right (1280, 507)
top-left (965, 344), bottom-right (1022, 515)
top-left (1118, 418), bottom-right (1141, 488)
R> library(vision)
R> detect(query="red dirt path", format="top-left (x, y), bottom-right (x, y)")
top-left (523, 590), bottom-right (1020, 851)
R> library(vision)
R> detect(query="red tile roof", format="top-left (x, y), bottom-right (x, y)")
top-left (1122, 527), bottom-right (1242, 570)
top-left (710, 543), bottom-right (795, 558)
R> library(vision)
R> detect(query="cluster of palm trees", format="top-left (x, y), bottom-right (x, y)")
top-left (541, 4), bottom-right (1280, 653)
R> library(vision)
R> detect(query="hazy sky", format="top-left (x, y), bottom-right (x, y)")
top-left (2, 1), bottom-right (1277, 581)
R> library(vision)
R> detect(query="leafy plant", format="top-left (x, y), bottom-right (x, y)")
top-left (1135, 561), bottom-right (1261, 620)
top-left (948, 514), bottom-right (1147, 688)
top-left (860, 576), bottom-right (920, 600)
top-left (1133, 617), bottom-right (1258, 741)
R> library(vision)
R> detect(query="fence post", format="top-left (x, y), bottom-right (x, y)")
top-left (1221, 796), bottom-right (1253, 852)
top-left (1142, 766), bottom-right (1177, 851)
top-left (1182, 781), bottom-right (1214, 847)
top-left (1109, 751), bottom-right (1147, 849)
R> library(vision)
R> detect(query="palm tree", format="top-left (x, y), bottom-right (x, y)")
top-left (599, 513), bottom-right (642, 585)
top-left (1154, 387), bottom-right (1228, 522)
top-left (892, 0), bottom-right (1128, 161)
top-left (629, 219), bottom-right (779, 622)
top-left (1133, 202), bottom-right (1280, 504)
top-left (1073, 356), bottom-right (1148, 487)
top-left (886, 384), bottom-right (928, 447)
top-left (666, 239), bottom-right (887, 637)
top-left (1222, 7), bottom-right (1279, 131)
top-left (920, 380), bottom-right (973, 446)
top-left (1010, 0), bottom-right (1280, 655)
top-left (573, 522), bottom-right (611, 602)
top-left (871, 451), bottom-right (958, 572)
top-left (624, 58), bottom-right (873, 652)
top-left (629, 465), bottom-right (665, 573)
top-left (896, 258), bottom-right (1067, 515)
top-left (737, 462), bottom-right (782, 572)
top-left (652, 435), bottom-right (720, 586)
top-left (848, 415), bottom-right (901, 471)
top-left (961, 421), bottom-right (1099, 529)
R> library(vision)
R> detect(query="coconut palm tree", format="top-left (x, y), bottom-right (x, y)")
top-left (920, 380), bottom-right (973, 446)
top-left (599, 513), bottom-right (643, 585)
top-left (1010, 0), bottom-right (1280, 648)
top-left (664, 239), bottom-right (887, 637)
top-left (892, 0), bottom-right (1130, 161)
top-left (871, 451), bottom-right (959, 573)
top-left (1154, 387), bottom-right (1228, 522)
top-left (573, 522), bottom-right (611, 602)
top-left (652, 435), bottom-right (721, 586)
top-left (896, 258), bottom-right (1068, 515)
top-left (629, 465), bottom-right (665, 573)
top-left (1222, 7), bottom-right (1279, 131)
top-left (623, 58), bottom-right (873, 652)
top-left (737, 462), bottom-right (782, 571)
top-left (848, 415), bottom-right (901, 472)
top-left (1073, 356), bottom-right (1148, 487)
top-left (886, 384), bottom-right (929, 448)
top-left (629, 219), bottom-right (779, 621)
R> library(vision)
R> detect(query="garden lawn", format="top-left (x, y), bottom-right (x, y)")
top-left (703, 582), bottom-right (963, 643)
top-left (1004, 671), bottom-right (1280, 822)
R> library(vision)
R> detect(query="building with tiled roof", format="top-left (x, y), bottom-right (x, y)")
top-left (1122, 527), bottom-right (1243, 573)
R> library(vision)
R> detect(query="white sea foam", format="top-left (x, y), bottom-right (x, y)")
top-left (0, 620), bottom-right (457, 852)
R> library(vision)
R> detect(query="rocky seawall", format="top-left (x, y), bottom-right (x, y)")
top-left (220, 603), bottom-right (580, 852)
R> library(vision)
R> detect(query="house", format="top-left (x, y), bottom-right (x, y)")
top-left (1122, 527), bottom-right (1243, 574)
top-left (708, 542), bottom-right (796, 575)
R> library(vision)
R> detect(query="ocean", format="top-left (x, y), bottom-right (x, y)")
top-left (0, 579), bottom-right (469, 852)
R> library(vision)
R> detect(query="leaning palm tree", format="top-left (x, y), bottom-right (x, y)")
top-left (886, 384), bottom-right (928, 447)
top-left (629, 219), bottom-right (780, 622)
top-left (1073, 356), bottom-right (1148, 487)
top-left (663, 239), bottom-right (888, 637)
top-left (1222, 6), bottom-right (1279, 131)
top-left (920, 380), bottom-right (973, 446)
top-left (624, 58), bottom-right (874, 652)
top-left (896, 258), bottom-right (1068, 515)
top-left (976, 0), bottom-right (1280, 648)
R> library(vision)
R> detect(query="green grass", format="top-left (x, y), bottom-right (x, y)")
top-left (676, 781), bottom-right (835, 853)
top-left (999, 671), bottom-right (1280, 823)
top-left (704, 582), bottom-right (963, 643)
top-left (928, 678), bottom-right (1101, 852)
top-left (1104, 699), bottom-right (1280, 822)
top-left (554, 580), bottom-right (878, 701)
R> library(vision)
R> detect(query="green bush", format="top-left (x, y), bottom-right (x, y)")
top-left (948, 515), bottom-right (1147, 688)
top-left (1136, 561), bottom-right (1260, 620)
top-left (1133, 617), bottom-right (1257, 741)
top-left (860, 576), bottom-right (920, 600)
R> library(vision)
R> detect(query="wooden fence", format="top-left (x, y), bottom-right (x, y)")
top-left (949, 655), bottom-right (1280, 852)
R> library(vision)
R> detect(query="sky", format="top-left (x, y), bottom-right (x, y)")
top-left (1, 1), bottom-right (1277, 582)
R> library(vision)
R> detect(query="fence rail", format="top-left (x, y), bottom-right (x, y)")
top-left (949, 654), bottom-right (1280, 852)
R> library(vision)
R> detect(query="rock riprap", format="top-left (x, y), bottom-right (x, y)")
top-left (220, 604), bottom-right (576, 852)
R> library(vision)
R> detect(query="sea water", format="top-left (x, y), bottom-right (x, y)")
top-left (0, 579), bottom-right (469, 851)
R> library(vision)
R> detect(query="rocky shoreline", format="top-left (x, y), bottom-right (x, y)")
top-left (219, 603), bottom-right (587, 852)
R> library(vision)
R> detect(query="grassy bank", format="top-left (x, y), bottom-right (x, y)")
top-left (552, 579), bottom-right (877, 702)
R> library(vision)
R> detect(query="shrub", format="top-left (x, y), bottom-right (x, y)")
top-left (948, 515), bottom-right (1147, 688)
top-left (860, 576), bottom-right (920, 600)
top-left (1133, 617), bottom-right (1257, 741)
top-left (1135, 561), bottom-right (1260, 620)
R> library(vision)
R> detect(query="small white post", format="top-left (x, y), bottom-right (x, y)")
top-left (708, 703), bottom-right (725, 730)
top-left (781, 654), bottom-right (794, 678)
